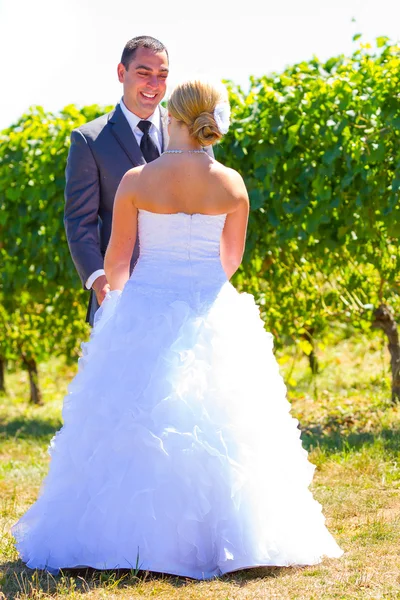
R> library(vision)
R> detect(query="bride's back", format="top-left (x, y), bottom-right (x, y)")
top-left (106, 79), bottom-right (249, 286)
top-left (132, 154), bottom-right (242, 216)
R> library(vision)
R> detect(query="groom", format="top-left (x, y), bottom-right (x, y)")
top-left (64, 36), bottom-right (170, 325)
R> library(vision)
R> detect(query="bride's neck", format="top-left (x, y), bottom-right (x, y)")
top-left (167, 126), bottom-right (202, 152)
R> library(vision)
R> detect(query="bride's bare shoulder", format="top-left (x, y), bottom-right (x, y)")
top-left (118, 165), bottom-right (147, 193)
top-left (114, 166), bottom-right (147, 206)
top-left (211, 161), bottom-right (248, 199)
top-left (123, 165), bottom-right (146, 182)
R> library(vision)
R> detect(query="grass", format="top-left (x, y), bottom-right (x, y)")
top-left (1, 330), bottom-right (400, 599)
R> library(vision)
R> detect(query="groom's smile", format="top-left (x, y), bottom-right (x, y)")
top-left (118, 47), bottom-right (169, 120)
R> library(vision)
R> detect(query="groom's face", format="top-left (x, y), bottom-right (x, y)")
top-left (118, 47), bottom-right (169, 119)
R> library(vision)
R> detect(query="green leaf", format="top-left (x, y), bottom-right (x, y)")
top-left (299, 339), bottom-right (313, 356)
top-left (249, 188), bottom-right (265, 210)
top-left (376, 36), bottom-right (389, 48)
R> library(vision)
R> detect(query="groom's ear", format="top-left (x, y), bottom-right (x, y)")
top-left (117, 63), bottom-right (126, 83)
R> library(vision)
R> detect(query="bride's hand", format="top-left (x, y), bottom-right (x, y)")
top-left (92, 275), bottom-right (111, 306)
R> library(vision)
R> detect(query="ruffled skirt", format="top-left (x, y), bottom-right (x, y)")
top-left (12, 281), bottom-right (343, 578)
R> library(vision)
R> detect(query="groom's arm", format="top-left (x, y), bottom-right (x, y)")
top-left (64, 129), bottom-right (105, 289)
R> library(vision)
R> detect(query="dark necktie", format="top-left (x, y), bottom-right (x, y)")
top-left (137, 120), bottom-right (160, 163)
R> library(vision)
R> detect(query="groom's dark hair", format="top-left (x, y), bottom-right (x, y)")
top-left (121, 36), bottom-right (169, 69)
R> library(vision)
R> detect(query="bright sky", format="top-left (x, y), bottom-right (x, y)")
top-left (0, 0), bottom-right (399, 130)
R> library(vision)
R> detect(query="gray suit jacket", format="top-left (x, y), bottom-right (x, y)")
top-left (64, 103), bottom-right (213, 325)
top-left (64, 104), bottom-right (169, 325)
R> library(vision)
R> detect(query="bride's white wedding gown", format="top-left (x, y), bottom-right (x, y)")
top-left (12, 209), bottom-right (343, 578)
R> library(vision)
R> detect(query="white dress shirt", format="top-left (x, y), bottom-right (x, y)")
top-left (119, 98), bottom-right (162, 154)
top-left (85, 100), bottom-right (163, 290)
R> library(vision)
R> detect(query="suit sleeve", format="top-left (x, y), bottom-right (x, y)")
top-left (64, 129), bottom-right (104, 288)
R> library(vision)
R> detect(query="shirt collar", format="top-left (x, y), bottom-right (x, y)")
top-left (120, 98), bottom-right (160, 133)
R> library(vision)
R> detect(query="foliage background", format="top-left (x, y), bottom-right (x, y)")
top-left (0, 38), bottom-right (399, 400)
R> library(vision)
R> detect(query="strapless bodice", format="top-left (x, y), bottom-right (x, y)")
top-left (137, 209), bottom-right (227, 261)
top-left (125, 209), bottom-right (228, 301)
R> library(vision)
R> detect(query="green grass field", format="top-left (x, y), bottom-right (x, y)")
top-left (1, 331), bottom-right (399, 599)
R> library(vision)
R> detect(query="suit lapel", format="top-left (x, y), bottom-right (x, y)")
top-left (109, 104), bottom-right (145, 167)
top-left (160, 105), bottom-right (169, 152)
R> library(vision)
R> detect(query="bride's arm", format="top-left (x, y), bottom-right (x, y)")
top-left (104, 170), bottom-right (139, 291)
top-left (220, 173), bottom-right (250, 279)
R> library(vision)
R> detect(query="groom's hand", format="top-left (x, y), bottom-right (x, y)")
top-left (92, 275), bottom-right (110, 306)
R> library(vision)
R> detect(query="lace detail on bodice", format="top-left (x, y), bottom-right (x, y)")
top-left (124, 209), bottom-right (228, 305)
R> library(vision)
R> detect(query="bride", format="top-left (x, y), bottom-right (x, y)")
top-left (12, 79), bottom-right (343, 578)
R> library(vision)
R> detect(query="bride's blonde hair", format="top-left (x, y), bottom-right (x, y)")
top-left (168, 79), bottom-right (228, 147)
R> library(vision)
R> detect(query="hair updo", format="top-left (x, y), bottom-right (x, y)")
top-left (168, 79), bottom-right (228, 146)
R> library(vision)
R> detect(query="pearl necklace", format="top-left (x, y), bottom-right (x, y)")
top-left (162, 149), bottom-right (206, 154)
